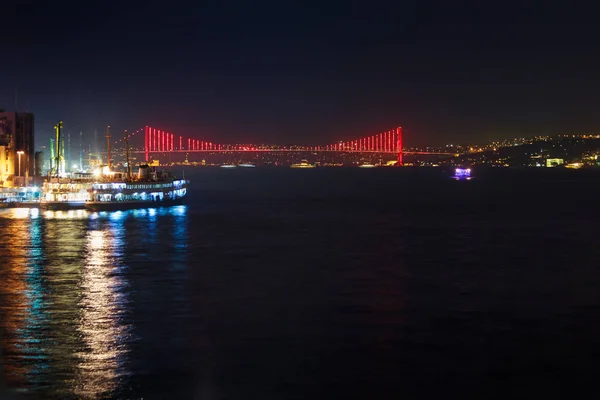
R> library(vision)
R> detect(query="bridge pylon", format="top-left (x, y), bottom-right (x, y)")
top-left (397, 126), bottom-right (403, 166)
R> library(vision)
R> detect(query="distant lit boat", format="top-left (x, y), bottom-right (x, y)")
top-left (291, 160), bottom-right (315, 168)
top-left (220, 164), bottom-right (237, 168)
top-left (238, 163), bottom-right (256, 168)
top-left (359, 163), bottom-right (376, 168)
top-left (452, 167), bottom-right (473, 180)
top-left (565, 162), bottom-right (583, 169)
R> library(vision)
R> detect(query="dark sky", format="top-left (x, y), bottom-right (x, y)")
top-left (1, 0), bottom-right (600, 148)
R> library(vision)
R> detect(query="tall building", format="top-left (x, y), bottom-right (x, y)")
top-left (34, 151), bottom-right (44, 176)
top-left (0, 111), bottom-right (35, 186)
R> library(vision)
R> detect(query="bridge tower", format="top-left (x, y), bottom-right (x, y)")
top-left (397, 126), bottom-right (403, 166)
top-left (144, 126), bottom-right (149, 162)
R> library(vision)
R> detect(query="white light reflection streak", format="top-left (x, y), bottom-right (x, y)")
top-left (74, 219), bottom-right (131, 399)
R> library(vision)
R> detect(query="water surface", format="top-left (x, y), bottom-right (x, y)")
top-left (1, 168), bottom-right (600, 399)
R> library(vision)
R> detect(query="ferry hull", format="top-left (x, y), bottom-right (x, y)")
top-left (9, 202), bottom-right (41, 208)
top-left (40, 201), bottom-right (87, 210)
top-left (85, 197), bottom-right (185, 211)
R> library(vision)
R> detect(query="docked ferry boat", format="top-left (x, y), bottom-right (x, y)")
top-left (85, 165), bottom-right (188, 211)
top-left (40, 173), bottom-right (96, 210)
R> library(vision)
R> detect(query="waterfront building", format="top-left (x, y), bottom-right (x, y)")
top-left (0, 111), bottom-right (35, 187)
top-left (0, 144), bottom-right (15, 187)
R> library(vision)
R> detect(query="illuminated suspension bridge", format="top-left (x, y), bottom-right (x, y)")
top-left (113, 126), bottom-right (454, 166)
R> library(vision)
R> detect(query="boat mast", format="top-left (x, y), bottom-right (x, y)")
top-left (105, 125), bottom-right (111, 170)
top-left (60, 125), bottom-right (65, 175)
top-left (54, 121), bottom-right (63, 176)
top-left (54, 122), bottom-right (58, 176)
top-left (49, 137), bottom-right (55, 175)
top-left (67, 132), bottom-right (71, 172)
top-left (124, 129), bottom-right (131, 180)
top-left (79, 131), bottom-right (83, 171)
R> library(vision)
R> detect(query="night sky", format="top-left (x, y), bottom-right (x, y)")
top-left (2, 1), bottom-right (599, 148)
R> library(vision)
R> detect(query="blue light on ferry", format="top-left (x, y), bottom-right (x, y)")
top-left (30, 208), bottom-right (40, 219)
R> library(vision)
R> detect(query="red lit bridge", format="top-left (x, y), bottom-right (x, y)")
top-left (113, 126), bottom-right (455, 166)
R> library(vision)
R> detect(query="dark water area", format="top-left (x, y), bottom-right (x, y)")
top-left (1, 167), bottom-right (600, 399)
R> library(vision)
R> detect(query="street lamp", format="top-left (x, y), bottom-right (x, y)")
top-left (17, 151), bottom-right (24, 180)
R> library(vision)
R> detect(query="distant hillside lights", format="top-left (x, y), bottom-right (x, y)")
top-left (546, 158), bottom-right (564, 168)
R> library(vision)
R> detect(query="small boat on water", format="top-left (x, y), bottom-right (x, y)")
top-left (238, 163), bottom-right (256, 168)
top-left (291, 160), bottom-right (315, 168)
top-left (359, 163), bottom-right (376, 168)
top-left (220, 164), bottom-right (237, 168)
top-left (451, 167), bottom-right (474, 180)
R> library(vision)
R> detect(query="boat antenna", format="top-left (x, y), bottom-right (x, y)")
top-left (124, 129), bottom-right (131, 180)
top-left (54, 121), bottom-right (63, 176)
top-left (79, 131), bottom-right (83, 171)
top-left (105, 125), bottom-right (111, 170)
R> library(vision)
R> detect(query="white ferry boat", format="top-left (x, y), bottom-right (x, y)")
top-left (40, 125), bottom-right (189, 211)
top-left (85, 165), bottom-right (188, 211)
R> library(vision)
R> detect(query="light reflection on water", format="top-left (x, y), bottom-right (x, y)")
top-left (0, 212), bottom-right (36, 388)
top-left (0, 206), bottom-right (188, 399)
top-left (73, 219), bottom-right (131, 398)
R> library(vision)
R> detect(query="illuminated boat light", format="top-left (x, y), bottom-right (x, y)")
top-left (452, 168), bottom-right (473, 180)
